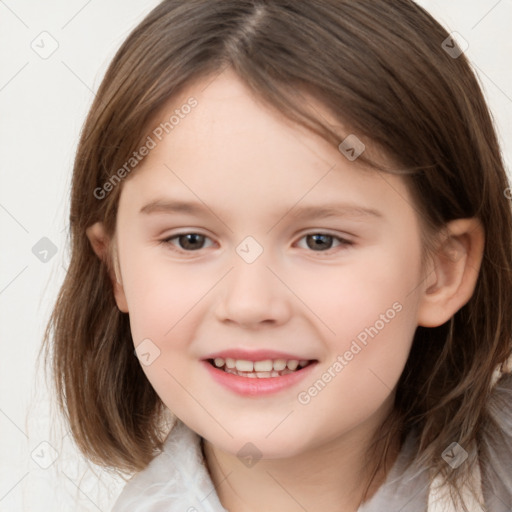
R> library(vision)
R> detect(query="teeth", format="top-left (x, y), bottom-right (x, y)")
top-left (254, 360), bottom-right (273, 372)
top-left (225, 367), bottom-right (296, 378)
top-left (235, 360), bottom-right (254, 372)
top-left (211, 357), bottom-right (312, 377)
top-left (273, 359), bottom-right (287, 371)
top-left (287, 360), bottom-right (299, 371)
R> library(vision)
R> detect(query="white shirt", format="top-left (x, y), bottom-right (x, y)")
top-left (112, 369), bottom-right (512, 512)
top-left (111, 419), bottom-right (485, 512)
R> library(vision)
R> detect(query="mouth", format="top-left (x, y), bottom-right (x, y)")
top-left (206, 357), bottom-right (317, 379)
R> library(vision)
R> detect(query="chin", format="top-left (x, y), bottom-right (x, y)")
top-left (213, 424), bottom-right (310, 460)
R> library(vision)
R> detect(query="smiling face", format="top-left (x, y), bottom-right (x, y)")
top-left (100, 69), bottom-right (430, 458)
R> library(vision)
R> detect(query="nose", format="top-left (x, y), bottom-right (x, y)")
top-left (215, 257), bottom-right (293, 329)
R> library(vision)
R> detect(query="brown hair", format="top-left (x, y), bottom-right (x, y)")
top-left (40, 0), bottom-right (512, 509)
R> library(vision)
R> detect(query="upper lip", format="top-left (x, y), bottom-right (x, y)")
top-left (203, 349), bottom-right (316, 362)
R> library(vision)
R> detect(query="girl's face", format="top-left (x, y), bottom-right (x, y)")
top-left (111, 69), bottom-right (429, 458)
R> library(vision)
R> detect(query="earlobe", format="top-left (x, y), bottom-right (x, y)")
top-left (85, 222), bottom-right (129, 313)
top-left (417, 218), bottom-right (485, 328)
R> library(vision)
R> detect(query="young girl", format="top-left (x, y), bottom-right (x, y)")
top-left (42, 0), bottom-right (512, 510)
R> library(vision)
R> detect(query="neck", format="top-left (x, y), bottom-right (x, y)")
top-left (202, 405), bottom-right (401, 512)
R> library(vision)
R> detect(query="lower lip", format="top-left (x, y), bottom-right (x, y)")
top-left (202, 360), bottom-right (318, 397)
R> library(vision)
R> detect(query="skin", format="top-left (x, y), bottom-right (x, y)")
top-left (87, 68), bottom-right (485, 512)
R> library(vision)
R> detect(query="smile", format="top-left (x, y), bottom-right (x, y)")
top-left (208, 357), bottom-right (314, 378)
top-left (203, 358), bottom-right (318, 397)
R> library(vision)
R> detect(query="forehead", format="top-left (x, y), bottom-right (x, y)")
top-left (119, 69), bottom-right (415, 225)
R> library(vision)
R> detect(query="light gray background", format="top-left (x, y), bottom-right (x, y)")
top-left (1, 1), bottom-right (511, 510)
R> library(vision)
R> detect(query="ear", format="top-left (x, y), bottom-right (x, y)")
top-left (85, 222), bottom-right (129, 313)
top-left (417, 218), bottom-right (485, 327)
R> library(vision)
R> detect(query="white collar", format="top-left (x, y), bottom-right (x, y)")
top-left (112, 418), bottom-right (484, 512)
top-left (428, 442), bottom-right (485, 512)
top-left (112, 419), bottom-right (228, 512)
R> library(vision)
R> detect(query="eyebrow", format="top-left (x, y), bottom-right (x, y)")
top-left (139, 198), bottom-right (384, 222)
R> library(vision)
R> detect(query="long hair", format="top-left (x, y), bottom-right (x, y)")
top-left (40, 1), bottom-right (512, 509)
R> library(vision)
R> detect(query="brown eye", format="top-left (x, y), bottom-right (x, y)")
top-left (298, 233), bottom-right (353, 253)
top-left (306, 234), bottom-right (335, 251)
top-left (162, 233), bottom-right (214, 251)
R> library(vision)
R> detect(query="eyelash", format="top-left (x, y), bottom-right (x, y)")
top-left (159, 231), bottom-right (354, 256)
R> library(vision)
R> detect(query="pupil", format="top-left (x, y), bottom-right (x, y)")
top-left (307, 234), bottom-right (332, 250)
top-left (180, 233), bottom-right (204, 250)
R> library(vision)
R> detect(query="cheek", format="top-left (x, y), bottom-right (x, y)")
top-left (297, 241), bottom-right (421, 407)
top-left (295, 238), bottom-right (421, 348)
top-left (118, 247), bottom-right (217, 407)
top-left (119, 250), bottom-right (206, 414)
top-left (120, 246), bottom-right (208, 343)
top-left (295, 299), bottom-right (417, 442)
